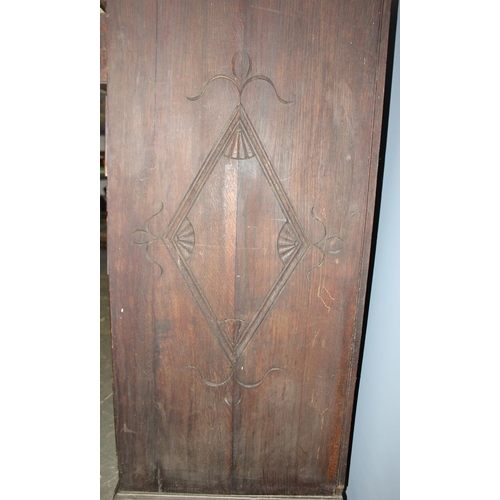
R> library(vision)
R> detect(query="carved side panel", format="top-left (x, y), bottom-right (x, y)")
top-left (109, 0), bottom-right (393, 494)
top-left (134, 55), bottom-right (346, 406)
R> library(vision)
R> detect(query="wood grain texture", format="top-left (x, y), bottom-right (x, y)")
top-left (106, 0), bottom-right (392, 497)
top-left (115, 494), bottom-right (342, 500)
top-left (107, 0), bottom-right (158, 491)
top-left (100, 12), bottom-right (107, 84)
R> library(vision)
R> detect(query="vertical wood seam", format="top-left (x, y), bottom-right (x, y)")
top-left (153, 0), bottom-right (160, 490)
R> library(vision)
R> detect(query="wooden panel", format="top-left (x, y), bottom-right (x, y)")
top-left (107, 1), bottom-right (158, 492)
top-left (106, 0), bottom-right (392, 497)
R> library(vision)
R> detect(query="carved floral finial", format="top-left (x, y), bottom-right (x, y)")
top-left (187, 52), bottom-right (293, 104)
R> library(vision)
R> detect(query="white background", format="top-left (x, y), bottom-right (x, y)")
top-left (1, 2), bottom-right (499, 498)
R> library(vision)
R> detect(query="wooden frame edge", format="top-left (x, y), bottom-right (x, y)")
top-left (334, 0), bottom-right (394, 490)
top-left (115, 494), bottom-right (343, 500)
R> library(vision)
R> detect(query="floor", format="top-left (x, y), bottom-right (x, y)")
top-left (101, 245), bottom-right (119, 499)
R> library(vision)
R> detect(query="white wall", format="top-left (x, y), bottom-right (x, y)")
top-left (346, 9), bottom-right (400, 500)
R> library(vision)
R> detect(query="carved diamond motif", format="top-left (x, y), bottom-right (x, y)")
top-left (165, 104), bottom-right (308, 363)
top-left (132, 54), bottom-right (344, 404)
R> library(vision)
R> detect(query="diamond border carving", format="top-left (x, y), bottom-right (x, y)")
top-left (132, 54), bottom-right (345, 405)
top-left (164, 104), bottom-right (309, 363)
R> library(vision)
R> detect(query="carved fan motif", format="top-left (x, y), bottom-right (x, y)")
top-left (134, 54), bottom-right (323, 405)
top-left (277, 222), bottom-right (299, 265)
top-left (163, 102), bottom-right (309, 371)
top-left (174, 217), bottom-right (195, 260)
top-left (223, 127), bottom-right (254, 159)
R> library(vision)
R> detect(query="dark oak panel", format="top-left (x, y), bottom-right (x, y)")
top-left (107, 0), bottom-right (392, 497)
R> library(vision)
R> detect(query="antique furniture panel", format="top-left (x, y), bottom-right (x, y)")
top-left (106, 0), bottom-right (392, 497)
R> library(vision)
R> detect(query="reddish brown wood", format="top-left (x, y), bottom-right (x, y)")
top-left (100, 12), bottom-right (107, 84)
top-left (106, 0), bottom-right (392, 497)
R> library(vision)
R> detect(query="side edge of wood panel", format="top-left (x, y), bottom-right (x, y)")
top-left (333, 0), bottom-right (394, 494)
top-left (101, 11), bottom-right (107, 84)
top-left (106, 0), bottom-right (159, 492)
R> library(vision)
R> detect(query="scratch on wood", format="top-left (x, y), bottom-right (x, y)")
top-left (250, 5), bottom-right (281, 14)
top-left (317, 285), bottom-right (331, 312)
top-left (122, 423), bottom-right (137, 434)
top-left (154, 401), bottom-right (167, 423)
top-left (311, 330), bottom-right (320, 347)
top-left (322, 286), bottom-right (335, 301)
top-left (312, 392), bottom-right (332, 433)
top-left (319, 408), bottom-right (330, 431)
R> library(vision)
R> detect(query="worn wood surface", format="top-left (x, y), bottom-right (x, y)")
top-left (100, 11), bottom-right (107, 84)
top-left (106, 0), bottom-right (391, 497)
top-left (115, 494), bottom-right (342, 500)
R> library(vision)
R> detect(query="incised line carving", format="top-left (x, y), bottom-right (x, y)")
top-left (132, 53), bottom-right (343, 405)
top-left (306, 207), bottom-right (344, 283)
top-left (187, 51), bottom-right (293, 106)
top-left (184, 364), bottom-right (284, 407)
top-left (132, 201), bottom-right (165, 278)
